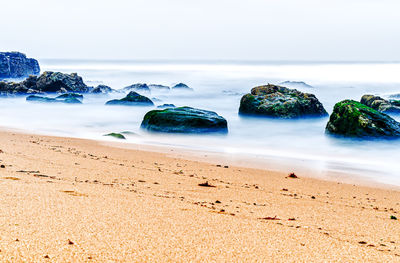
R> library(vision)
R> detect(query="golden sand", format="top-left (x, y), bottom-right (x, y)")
top-left (0, 130), bottom-right (399, 262)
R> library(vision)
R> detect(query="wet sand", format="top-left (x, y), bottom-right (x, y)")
top-left (0, 130), bottom-right (399, 262)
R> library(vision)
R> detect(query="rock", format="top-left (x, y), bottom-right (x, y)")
top-left (239, 84), bottom-right (327, 118)
top-left (171, 83), bottom-right (193, 91)
top-left (0, 71), bottom-right (90, 95)
top-left (149, 84), bottom-right (170, 92)
top-left (90, 84), bottom-right (114, 94)
top-left (157, 104), bottom-right (176, 109)
top-left (141, 106), bottom-right (228, 133)
top-left (26, 95), bottom-right (82, 104)
top-left (360, 94), bottom-right (400, 114)
top-left (103, 133), bottom-right (126, 139)
top-left (56, 93), bottom-right (84, 100)
top-left (325, 100), bottom-right (400, 138)
top-left (0, 52), bottom-right (40, 79)
top-left (35, 71), bottom-right (89, 93)
top-left (279, 81), bottom-right (313, 89)
top-left (105, 91), bottom-right (154, 106)
top-left (123, 83), bottom-right (150, 93)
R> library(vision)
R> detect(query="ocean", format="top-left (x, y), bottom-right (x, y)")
top-left (1, 59), bottom-right (400, 185)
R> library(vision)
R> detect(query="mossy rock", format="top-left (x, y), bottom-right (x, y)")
top-left (105, 91), bottom-right (153, 106)
top-left (360, 94), bottom-right (400, 114)
top-left (103, 133), bottom-right (126, 139)
top-left (326, 100), bottom-right (400, 138)
top-left (141, 107), bottom-right (228, 133)
top-left (239, 84), bottom-right (327, 119)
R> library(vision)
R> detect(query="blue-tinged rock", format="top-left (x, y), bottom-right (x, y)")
top-left (171, 83), bottom-right (193, 91)
top-left (0, 52), bottom-right (40, 79)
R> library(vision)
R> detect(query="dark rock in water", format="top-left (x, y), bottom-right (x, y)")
top-left (35, 71), bottom-right (89, 93)
top-left (171, 83), bottom-right (193, 91)
top-left (0, 71), bottom-right (89, 95)
top-left (326, 100), bottom-right (400, 138)
top-left (105, 91), bottom-right (154, 106)
top-left (123, 83), bottom-right (150, 93)
top-left (0, 52), bottom-right (40, 79)
top-left (56, 93), bottom-right (84, 100)
top-left (104, 133), bottom-right (126, 139)
top-left (157, 104), bottom-right (176, 109)
top-left (141, 106), bottom-right (228, 133)
top-left (149, 84), bottom-right (170, 92)
top-left (90, 84), bottom-right (114, 94)
top-left (26, 95), bottom-right (82, 104)
top-left (279, 81), bottom-right (313, 89)
top-left (239, 84), bottom-right (327, 118)
top-left (360, 94), bottom-right (400, 114)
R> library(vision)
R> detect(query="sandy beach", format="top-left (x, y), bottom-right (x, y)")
top-left (0, 129), bottom-right (398, 262)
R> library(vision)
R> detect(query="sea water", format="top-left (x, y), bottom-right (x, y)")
top-left (1, 59), bottom-right (400, 185)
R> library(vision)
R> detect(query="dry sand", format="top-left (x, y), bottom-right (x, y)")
top-left (0, 130), bottom-right (399, 262)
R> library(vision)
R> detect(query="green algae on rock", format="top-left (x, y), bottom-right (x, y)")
top-left (239, 84), bottom-right (327, 118)
top-left (360, 94), bottom-right (400, 114)
top-left (141, 107), bottom-right (228, 133)
top-left (103, 133), bottom-right (126, 139)
top-left (326, 100), bottom-right (400, 138)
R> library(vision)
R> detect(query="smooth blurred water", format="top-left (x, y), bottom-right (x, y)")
top-left (1, 59), bottom-right (400, 185)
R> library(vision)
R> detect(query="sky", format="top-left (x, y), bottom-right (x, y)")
top-left (1, 0), bottom-right (399, 61)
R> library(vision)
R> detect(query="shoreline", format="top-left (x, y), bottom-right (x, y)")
top-left (2, 125), bottom-right (398, 190)
top-left (0, 129), bottom-right (399, 261)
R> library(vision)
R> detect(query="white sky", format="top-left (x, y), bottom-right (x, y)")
top-left (1, 0), bottom-right (399, 61)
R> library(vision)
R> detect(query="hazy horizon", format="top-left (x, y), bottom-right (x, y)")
top-left (1, 0), bottom-right (399, 61)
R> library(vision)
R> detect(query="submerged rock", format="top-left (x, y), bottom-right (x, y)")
top-left (326, 100), bottom-right (400, 138)
top-left (141, 106), bottom-right (228, 133)
top-left (157, 104), bottom-right (176, 109)
top-left (90, 84), bottom-right (114, 94)
top-left (171, 83), bottom-right (193, 91)
top-left (279, 81), bottom-right (313, 89)
top-left (26, 95), bottom-right (82, 104)
top-left (123, 83), bottom-right (150, 93)
top-left (56, 93), bottom-right (84, 100)
top-left (0, 52), bottom-right (40, 79)
top-left (105, 91), bottom-right (154, 106)
top-left (239, 84), bottom-right (327, 118)
top-left (103, 133), bottom-right (126, 139)
top-left (149, 84), bottom-right (170, 92)
top-left (360, 94), bottom-right (400, 114)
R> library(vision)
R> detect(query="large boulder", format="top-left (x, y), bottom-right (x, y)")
top-left (0, 71), bottom-right (90, 95)
top-left (239, 84), bottom-right (327, 118)
top-left (35, 71), bottom-right (89, 93)
top-left (105, 91), bottom-right (154, 106)
top-left (325, 100), bottom-right (400, 138)
top-left (360, 94), bottom-right (400, 114)
top-left (0, 52), bottom-right (40, 79)
top-left (141, 106), bottom-right (228, 133)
